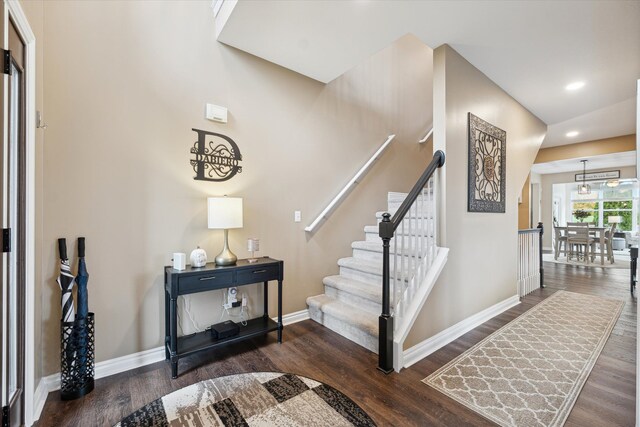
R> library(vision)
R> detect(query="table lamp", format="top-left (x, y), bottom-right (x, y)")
top-left (608, 216), bottom-right (622, 228)
top-left (208, 196), bottom-right (243, 266)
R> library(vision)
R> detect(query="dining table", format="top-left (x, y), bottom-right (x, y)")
top-left (554, 225), bottom-right (608, 265)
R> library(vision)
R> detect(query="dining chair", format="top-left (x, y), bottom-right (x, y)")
top-left (604, 226), bottom-right (615, 263)
top-left (553, 226), bottom-right (567, 260)
top-left (567, 226), bottom-right (596, 263)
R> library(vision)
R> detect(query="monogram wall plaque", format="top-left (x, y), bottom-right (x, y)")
top-left (467, 113), bottom-right (506, 213)
top-left (190, 128), bottom-right (243, 182)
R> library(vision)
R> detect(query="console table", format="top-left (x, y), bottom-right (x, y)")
top-left (164, 257), bottom-right (283, 378)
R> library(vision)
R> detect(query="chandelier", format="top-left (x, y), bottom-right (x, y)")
top-left (577, 160), bottom-right (591, 195)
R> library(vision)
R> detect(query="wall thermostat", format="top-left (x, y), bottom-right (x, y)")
top-left (206, 103), bottom-right (228, 123)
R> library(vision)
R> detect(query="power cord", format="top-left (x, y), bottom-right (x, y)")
top-left (220, 290), bottom-right (249, 326)
top-left (178, 296), bottom-right (203, 335)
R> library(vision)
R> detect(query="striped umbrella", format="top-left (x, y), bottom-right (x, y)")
top-left (57, 238), bottom-right (75, 323)
top-left (57, 238), bottom-right (75, 367)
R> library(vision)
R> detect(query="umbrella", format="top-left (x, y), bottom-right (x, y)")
top-left (57, 238), bottom-right (75, 323)
top-left (75, 237), bottom-right (89, 378)
top-left (75, 237), bottom-right (89, 319)
top-left (57, 238), bottom-right (75, 366)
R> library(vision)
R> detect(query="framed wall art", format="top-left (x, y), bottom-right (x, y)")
top-left (467, 113), bottom-right (506, 213)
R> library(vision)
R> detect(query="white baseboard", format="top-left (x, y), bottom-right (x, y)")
top-left (40, 308), bottom-right (310, 395)
top-left (43, 344), bottom-right (166, 393)
top-left (31, 377), bottom-right (49, 424)
top-left (279, 308), bottom-right (310, 326)
top-left (402, 295), bottom-right (520, 369)
top-left (543, 246), bottom-right (553, 251)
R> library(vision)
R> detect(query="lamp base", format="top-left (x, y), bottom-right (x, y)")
top-left (215, 251), bottom-right (237, 266)
top-left (215, 229), bottom-right (238, 266)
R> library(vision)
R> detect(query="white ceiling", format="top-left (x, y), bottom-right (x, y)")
top-left (216, 1), bottom-right (639, 148)
top-left (531, 151), bottom-right (636, 175)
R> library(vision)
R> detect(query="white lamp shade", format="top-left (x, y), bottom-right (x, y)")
top-left (208, 197), bottom-right (243, 229)
top-left (608, 215), bottom-right (623, 224)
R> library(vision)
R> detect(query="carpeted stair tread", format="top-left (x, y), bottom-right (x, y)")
top-left (352, 240), bottom-right (422, 256)
top-left (338, 257), bottom-right (413, 284)
top-left (387, 192), bottom-right (408, 202)
top-left (323, 275), bottom-right (382, 302)
top-left (363, 225), bottom-right (434, 237)
top-left (375, 211), bottom-right (433, 220)
top-left (306, 295), bottom-right (378, 337)
top-left (338, 257), bottom-right (382, 275)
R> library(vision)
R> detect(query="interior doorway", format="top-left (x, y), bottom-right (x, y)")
top-left (0, 18), bottom-right (27, 427)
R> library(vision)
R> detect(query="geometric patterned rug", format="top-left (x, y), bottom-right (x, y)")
top-left (115, 372), bottom-right (376, 426)
top-left (423, 291), bottom-right (624, 427)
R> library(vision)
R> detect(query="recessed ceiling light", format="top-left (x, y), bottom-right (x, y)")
top-left (566, 131), bottom-right (579, 137)
top-left (565, 81), bottom-right (585, 91)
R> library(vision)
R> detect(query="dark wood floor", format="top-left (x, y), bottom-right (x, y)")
top-left (37, 262), bottom-right (636, 426)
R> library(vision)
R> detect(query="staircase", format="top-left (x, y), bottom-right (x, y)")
top-left (307, 190), bottom-right (448, 369)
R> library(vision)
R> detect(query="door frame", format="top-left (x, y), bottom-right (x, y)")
top-left (3, 1), bottom-right (35, 425)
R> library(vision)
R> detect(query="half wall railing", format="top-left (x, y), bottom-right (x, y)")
top-left (517, 223), bottom-right (544, 297)
top-left (378, 150), bottom-right (445, 373)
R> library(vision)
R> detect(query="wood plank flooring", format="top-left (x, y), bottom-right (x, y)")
top-left (37, 262), bottom-right (636, 426)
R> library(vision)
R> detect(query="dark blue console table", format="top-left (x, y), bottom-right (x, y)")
top-left (164, 257), bottom-right (284, 378)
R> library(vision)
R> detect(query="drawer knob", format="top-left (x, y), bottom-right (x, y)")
top-left (199, 276), bottom-right (217, 281)
top-left (253, 269), bottom-right (267, 274)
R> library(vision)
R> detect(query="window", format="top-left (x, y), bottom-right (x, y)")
top-left (569, 180), bottom-right (638, 231)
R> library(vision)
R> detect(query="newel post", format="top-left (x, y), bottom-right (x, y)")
top-left (378, 212), bottom-right (394, 373)
top-left (537, 222), bottom-right (544, 288)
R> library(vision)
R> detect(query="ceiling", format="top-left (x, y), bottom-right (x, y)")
top-left (530, 151), bottom-right (636, 175)
top-left (216, 1), bottom-right (639, 148)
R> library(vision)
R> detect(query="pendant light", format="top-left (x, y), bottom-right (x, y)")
top-left (606, 179), bottom-right (620, 188)
top-left (577, 160), bottom-right (591, 195)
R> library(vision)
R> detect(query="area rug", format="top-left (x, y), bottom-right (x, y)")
top-left (116, 372), bottom-right (376, 427)
top-left (543, 253), bottom-right (629, 269)
top-left (423, 290), bottom-right (623, 427)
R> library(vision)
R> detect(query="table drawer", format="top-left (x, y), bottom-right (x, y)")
top-left (237, 264), bottom-right (279, 284)
top-left (178, 270), bottom-right (234, 294)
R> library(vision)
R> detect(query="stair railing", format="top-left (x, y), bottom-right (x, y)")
top-left (305, 135), bottom-right (396, 232)
top-left (378, 150), bottom-right (445, 373)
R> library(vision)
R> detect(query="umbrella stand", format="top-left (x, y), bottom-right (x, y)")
top-left (57, 237), bottom-right (95, 400)
top-left (60, 313), bottom-right (94, 400)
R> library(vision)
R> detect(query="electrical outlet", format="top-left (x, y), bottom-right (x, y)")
top-left (242, 295), bottom-right (247, 307)
top-left (294, 210), bottom-right (301, 222)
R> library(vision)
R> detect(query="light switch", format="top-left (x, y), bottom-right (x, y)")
top-left (294, 211), bottom-right (301, 222)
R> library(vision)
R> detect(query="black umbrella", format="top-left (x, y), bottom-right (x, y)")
top-left (75, 237), bottom-right (89, 378)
